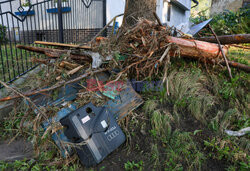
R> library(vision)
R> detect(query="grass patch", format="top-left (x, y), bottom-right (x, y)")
top-left (164, 131), bottom-right (205, 171)
top-left (0, 44), bottom-right (249, 170)
top-left (164, 69), bottom-right (216, 124)
top-left (0, 44), bottom-right (37, 82)
top-left (228, 47), bottom-right (250, 65)
top-left (141, 59), bottom-right (249, 170)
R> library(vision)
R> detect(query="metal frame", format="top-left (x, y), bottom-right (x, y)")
top-left (0, 0), bottom-right (106, 88)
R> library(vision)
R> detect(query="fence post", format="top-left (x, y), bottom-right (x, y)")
top-left (57, 0), bottom-right (64, 43)
top-left (102, 0), bottom-right (107, 37)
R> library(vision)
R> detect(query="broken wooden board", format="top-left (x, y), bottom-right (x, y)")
top-left (104, 82), bottom-right (144, 120)
top-left (34, 41), bottom-right (92, 50)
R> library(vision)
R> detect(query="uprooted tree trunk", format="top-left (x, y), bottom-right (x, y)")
top-left (122, 0), bottom-right (157, 28)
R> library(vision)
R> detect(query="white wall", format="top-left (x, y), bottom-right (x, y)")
top-left (158, 0), bottom-right (191, 33)
top-left (106, 0), bottom-right (125, 26)
top-left (106, 0), bottom-right (191, 30)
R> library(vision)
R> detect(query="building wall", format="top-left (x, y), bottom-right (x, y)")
top-left (157, 0), bottom-right (191, 33)
top-left (1, 0), bottom-right (193, 43)
top-left (106, 0), bottom-right (191, 32)
top-left (210, 0), bottom-right (244, 15)
top-left (106, 0), bottom-right (125, 27)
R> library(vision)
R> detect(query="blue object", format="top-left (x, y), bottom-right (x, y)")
top-left (113, 22), bottom-right (119, 35)
top-left (30, 72), bottom-right (142, 157)
top-left (47, 7), bottom-right (71, 13)
top-left (43, 103), bottom-right (78, 157)
top-left (188, 18), bottom-right (213, 36)
top-left (15, 10), bottom-right (35, 16)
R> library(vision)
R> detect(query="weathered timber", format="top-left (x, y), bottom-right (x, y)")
top-left (16, 45), bottom-right (92, 62)
top-left (196, 34), bottom-right (250, 44)
top-left (16, 45), bottom-right (68, 57)
top-left (34, 41), bottom-right (92, 50)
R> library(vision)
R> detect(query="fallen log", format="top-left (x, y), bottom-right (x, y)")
top-left (168, 37), bottom-right (249, 72)
top-left (16, 45), bottom-right (92, 62)
top-left (166, 37), bottom-right (250, 72)
top-left (221, 61), bottom-right (250, 73)
top-left (16, 45), bottom-right (68, 57)
top-left (34, 41), bottom-right (92, 50)
top-left (196, 34), bottom-right (250, 44)
top-left (228, 44), bottom-right (250, 50)
top-left (166, 36), bottom-right (228, 60)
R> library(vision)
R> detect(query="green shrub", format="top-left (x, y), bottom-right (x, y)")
top-left (211, 8), bottom-right (250, 35)
top-left (190, 8), bottom-right (250, 35)
top-left (0, 24), bottom-right (7, 43)
top-left (204, 137), bottom-right (250, 170)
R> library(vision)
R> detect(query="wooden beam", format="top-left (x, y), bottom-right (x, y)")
top-left (16, 45), bottom-right (92, 62)
top-left (34, 41), bottom-right (92, 50)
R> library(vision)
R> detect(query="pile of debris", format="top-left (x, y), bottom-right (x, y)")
top-left (0, 18), bottom-right (249, 167)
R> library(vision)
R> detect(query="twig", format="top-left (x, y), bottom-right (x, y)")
top-left (159, 43), bottom-right (172, 63)
top-left (0, 69), bottom-right (107, 102)
top-left (0, 80), bottom-right (48, 119)
top-left (78, 83), bottom-right (103, 99)
top-left (66, 65), bottom-right (84, 75)
top-left (166, 79), bottom-right (170, 96)
top-left (153, 12), bottom-right (163, 26)
top-left (89, 13), bottom-right (124, 44)
top-left (208, 24), bottom-right (232, 79)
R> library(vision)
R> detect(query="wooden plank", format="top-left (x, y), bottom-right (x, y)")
top-left (34, 41), bottom-right (92, 50)
top-left (16, 45), bottom-right (92, 62)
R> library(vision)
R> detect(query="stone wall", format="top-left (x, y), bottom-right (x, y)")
top-left (210, 0), bottom-right (245, 15)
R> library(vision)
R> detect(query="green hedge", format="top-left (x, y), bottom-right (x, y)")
top-left (191, 8), bottom-right (250, 35)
